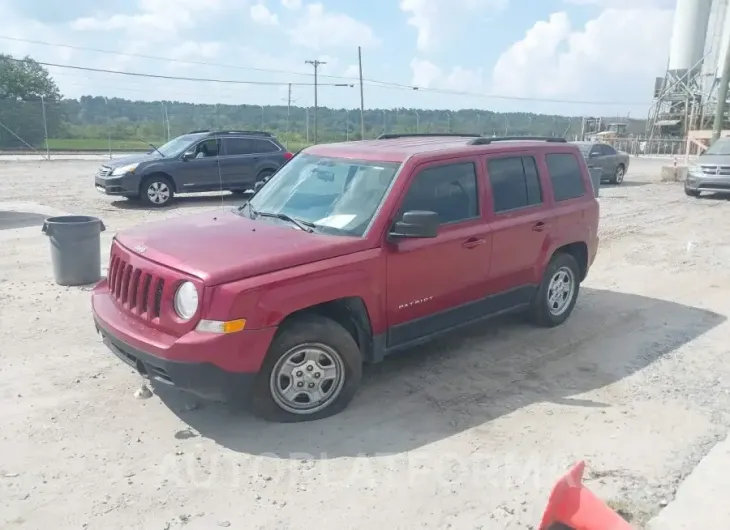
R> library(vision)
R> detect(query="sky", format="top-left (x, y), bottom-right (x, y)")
top-left (0, 0), bottom-right (682, 116)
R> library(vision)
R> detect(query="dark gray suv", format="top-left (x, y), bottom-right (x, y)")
top-left (94, 130), bottom-right (292, 207)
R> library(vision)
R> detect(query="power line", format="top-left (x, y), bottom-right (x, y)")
top-left (5, 56), bottom-right (353, 88)
top-left (3, 51), bottom-right (652, 106)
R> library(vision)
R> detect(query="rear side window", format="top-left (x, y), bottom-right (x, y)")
top-left (546, 153), bottom-right (586, 201)
top-left (487, 156), bottom-right (543, 213)
top-left (253, 139), bottom-right (281, 153)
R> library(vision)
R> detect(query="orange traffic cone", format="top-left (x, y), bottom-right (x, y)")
top-left (538, 461), bottom-right (633, 530)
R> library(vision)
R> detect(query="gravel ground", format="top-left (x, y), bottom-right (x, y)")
top-left (1, 157), bottom-right (730, 529)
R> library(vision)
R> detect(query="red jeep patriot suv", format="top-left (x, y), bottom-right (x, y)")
top-left (92, 134), bottom-right (599, 422)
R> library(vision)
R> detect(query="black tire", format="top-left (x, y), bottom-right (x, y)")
top-left (528, 252), bottom-right (581, 328)
top-left (610, 164), bottom-right (625, 185)
top-left (140, 175), bottom-right (175, 207)
top-left (684, 186), bottom-right (700, 198)
top-left (256, 169), bottom-right (275, 184)
top-left (249, 316), bottom-right (362, 423)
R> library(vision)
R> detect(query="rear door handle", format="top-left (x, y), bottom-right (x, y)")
top-left (462, 237), bottom-right (485, 249)
top-left (532, 221), bottom-right (546, 232)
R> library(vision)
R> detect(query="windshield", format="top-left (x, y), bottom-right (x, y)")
top-left (703, 138), bottom-right (730, 156)
top-left (155, 133), bottom-right (207, 157)
top-left (247, 154), bottom-right (401, 237)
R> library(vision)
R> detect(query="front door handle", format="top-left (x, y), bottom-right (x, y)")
top-left (532, 221), bottom-right (546, 232)
top-left (462, 237), bottom-right (485, 249)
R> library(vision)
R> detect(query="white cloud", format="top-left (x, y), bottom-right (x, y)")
top-left (342, 64), bottom-right (359, 78)
top-left (281, 0), bottom-right (301, 9)
top-left (410, 58), bottom-right (486, 92)
top-left (400, 0), bottom-right (508, 52)
top-left (564, 0), bottom-right (674, 7)
top-left (288, 3), bottom-right (379, 50)
top-left (250, 3), bottom-right (279, 25)
top-left (491, 8), bottom-right (673, 107)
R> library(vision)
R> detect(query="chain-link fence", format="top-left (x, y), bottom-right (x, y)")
top-left (601, 136), bottom-right (695, 157)
top-left (0, 97), bottom-right (701, 159)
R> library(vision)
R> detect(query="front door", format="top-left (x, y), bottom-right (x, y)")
top-left (483, 153), bottom-right (551, 299)
top-left (385, 159), bottom-right (491, 348)
top-left (176, 138), bottom-right (222, 191)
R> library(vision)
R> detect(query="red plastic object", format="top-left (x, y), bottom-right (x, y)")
top-left (539, 461), bottom-right (634, 530)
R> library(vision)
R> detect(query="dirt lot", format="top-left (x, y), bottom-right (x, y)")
top-left (2, 156), bottom-right (730, 529)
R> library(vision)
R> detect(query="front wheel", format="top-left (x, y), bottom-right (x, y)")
top-left (528, 253), bottom-right (581, 327)
top-left (685, 186), bottom-right (700, 198)
top-left (249, 316), bottom-right (362, 422)
top-left (611, 164), bottom-right (625, 185)
top-left (140, 176), bottom-right (174, 207)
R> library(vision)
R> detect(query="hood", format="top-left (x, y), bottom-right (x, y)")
top-left (695, 154), bottom-right (730, 166)
top-left (103, 152), bottom-right (162, 169)
top-left (115, 210), bottom-right (370, 285)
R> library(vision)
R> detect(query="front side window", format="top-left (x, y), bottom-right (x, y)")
top-left (487, 156), bottom-right (543, 213)
top-left (546, 153), bottom-right (585, 202)
top-left (398, 162), bottom-right (479, 224)
top-left (247, 154), bottom-right (400, 237)
top-left (192, 138), bottom-right (220, 158)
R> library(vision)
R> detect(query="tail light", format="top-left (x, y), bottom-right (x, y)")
top-left (283, 151), bottom-right (294, 161)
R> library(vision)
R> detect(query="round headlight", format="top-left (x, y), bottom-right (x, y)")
top-left (174, 281), bottom-right (199, 320)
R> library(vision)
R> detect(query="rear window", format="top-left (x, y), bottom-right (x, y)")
top-left (546, 153), bottom-right (585, 202)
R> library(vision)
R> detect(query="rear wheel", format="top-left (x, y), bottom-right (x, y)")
top-left (249, 316), bottom-right (362, 422)
top-left (256, 169), bottom-right (275, 186)
top-left (140, 175), bottom-right (174, 207)
top-left (528, 253), bottom-right (580, 327)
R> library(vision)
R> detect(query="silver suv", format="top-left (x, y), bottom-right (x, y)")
top-left (685, 137), bottom-right (730, 197)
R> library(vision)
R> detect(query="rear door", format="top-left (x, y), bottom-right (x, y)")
top-left (219, 136), bottom-right (255, 188)
top-left (483, 152), bottom-right (552, 298)
top-left (385, 158), bottom-right (492, 348)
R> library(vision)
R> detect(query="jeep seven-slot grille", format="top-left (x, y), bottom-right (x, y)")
top-left (108, 255), bottom-right (164, 318)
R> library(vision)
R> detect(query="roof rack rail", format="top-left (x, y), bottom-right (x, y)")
top-left (376, 133), bottom-right (482, 140)
top-left (187, 129), bottom-right (211, 134)
top-left (213, 130), bottom-right (272, 137)
top-left (468, 136), bottom-right (566, 146)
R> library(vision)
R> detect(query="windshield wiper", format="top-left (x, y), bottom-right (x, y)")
top-left (256, 211), bottom-right (315, 232)
top-left (141, 138), bottom-right (165, 158)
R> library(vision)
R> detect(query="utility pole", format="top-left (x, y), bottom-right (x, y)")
top-left (287, 84), bottom-right (291, 143)
top-left (714, 34), bottom-right (730, 142)
top-left (358, 46), bottom-right (365, 140)
top-left (305, 59), bottom-right (325, 144)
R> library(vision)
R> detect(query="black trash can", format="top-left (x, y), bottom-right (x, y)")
top-left (42, 216), bottom-right (106, 286)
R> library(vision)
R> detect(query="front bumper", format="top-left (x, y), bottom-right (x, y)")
top-left (92, 285), bottom-right (277, 403)
top-left (94, 174), bottom-right (138, 197)
top-left (685, 173), bottom-right (730, 193)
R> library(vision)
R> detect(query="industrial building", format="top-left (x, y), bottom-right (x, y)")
top-left (650, 0), bottom-right (730, 143)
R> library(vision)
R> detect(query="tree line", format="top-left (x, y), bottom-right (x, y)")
top-left (0, 54), bottom-right (647, 150)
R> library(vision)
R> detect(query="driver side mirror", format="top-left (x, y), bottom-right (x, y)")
top-left (182, 149), bottom-right (195, 161)
top-left (389, 210), bottom-right (439, 239)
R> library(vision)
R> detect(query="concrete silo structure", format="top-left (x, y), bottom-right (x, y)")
top-left (650, 0), bottom-right (714, 137)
